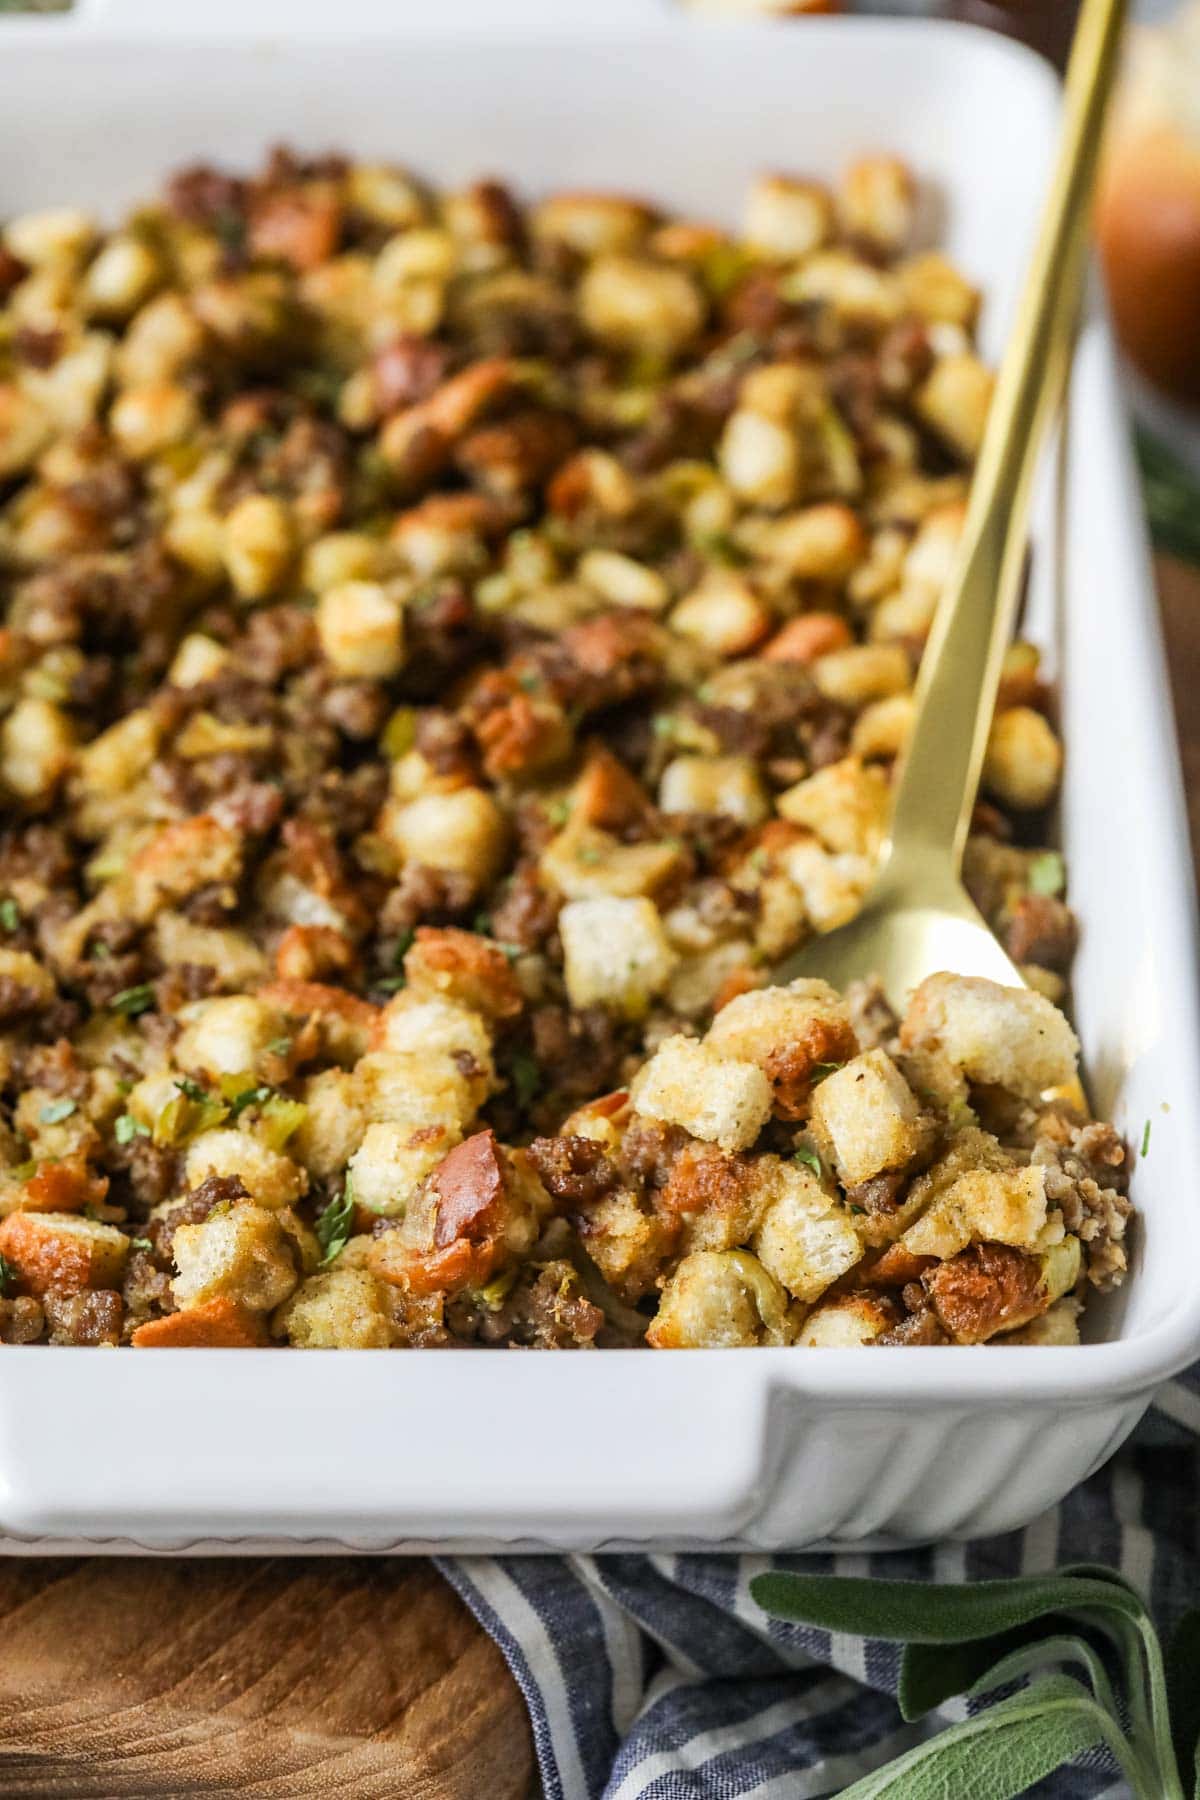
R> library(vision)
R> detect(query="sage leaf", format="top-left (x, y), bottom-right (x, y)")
top-left (837, 1675), bottom-right (1141, 1800)
top-left (750, 1568), bottom-right (1147, 1648)
top-left (901, 1628), bottom-right (1120, 1731)
top-left (1060, 1563), bottom-right (1180, 1795)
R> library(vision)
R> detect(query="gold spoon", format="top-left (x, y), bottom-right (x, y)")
top-left (776, 0), bottom-right (1125, 1032)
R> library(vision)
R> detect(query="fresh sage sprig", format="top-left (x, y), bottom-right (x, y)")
top-left (752, 1564), bottom-right (1200, 1798)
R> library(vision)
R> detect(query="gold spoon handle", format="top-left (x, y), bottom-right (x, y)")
top-left (881, 0), bottom-right (1125, 885)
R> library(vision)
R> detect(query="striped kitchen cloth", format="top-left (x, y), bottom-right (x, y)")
top-left (439, 1367), bottom-right (1200, 1799)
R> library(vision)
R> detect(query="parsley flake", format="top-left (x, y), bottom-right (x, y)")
top-left (0, 898), bottom-right (20, 933)
top-left (810, 1061), bottom-right (844, 1086)
top-left (0, 1253), bottom-right (14, 1297)
top-left (114, 1113), bottom-right (150, 1144)
top-left (129, 1237), bottom-right (153, 1253)
top-left (38, 1098), bottom-right (76, 1126)
top-left (510, 1052), bottom-right (542, 1109)
top-left (174, 1077), bottom-right (208, 1104)
top-left (1141, 1118), bottom-right (1152, 1159)
top-left (265, 1036), bottom-right (293, 1058)
top-left (316, 1176), bottom-right (356, 1267)
top-left (793, 1145), bottom-right (823, 1178)
top-left (110, 983), bottom-right (155, 1018)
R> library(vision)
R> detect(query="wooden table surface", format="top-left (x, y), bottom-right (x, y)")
top-left (0, 555), bottom-right (1195, 1800)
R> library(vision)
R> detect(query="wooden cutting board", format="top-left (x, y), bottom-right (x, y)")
top-left (0, 553), bottom-right (1195, 1800)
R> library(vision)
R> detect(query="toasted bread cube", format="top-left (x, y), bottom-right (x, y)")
top-left (174, 995), bottom-right (285, 1080)
top-left (578, 255), bottom-right (704, 356)
top-left (797, 1292), bottom-right (893, 1347)
top-left (901, 973), bottom-right (1079, 1102)
top-left (752, 1159), bottom-right (862, 1303)
top-left (354, 1050), bottom-right (478, 1134)
top-left (851, 695), bottom-right (914, 762)
top-left (646, 1249), bottom-right (794, 1348)
top-left (560, 896), bottom-right (677, 1017)
top-left (743, 174), bottom-right (833, 261)
top-left (983, 706), bottom-right (1062, 812)
top-left (83, 234), bottom-right (161, 319)
top-left (924, 1241), bottom-right (1050, 1345)
top-left (659, 1142), bottom-right (775, 1255)
top-left (706, 977), bottom-right (859, 1119)
top-left (1002, 1295), bottom-right (1081, 1346)
top-left (778, 839), bottom-right (873, 935)
top-left (759, 503), bottom-right (866, 580)
top-left (837, 156), bottom-right (916, 253)
top-left (151, 912), bottom-right (267, 993)
top-left (658, 754), bottom-right (768, 825)
top-left (531, 192), bottom-right (653, 258)
top-left (776, 758), bottom-right (891, 858)
top-left (577, 548), bottom-right (669, 612)
top-left (131, 1297), bottom-right (268, 1348)
top-left (808, 1049), bottom-right (934, 1190)
top-left (1, 697), bottom-right (74, 802)
top-left (903, 1164), bottom-right (1048, 1261)
top-left (222, 493), bottom-right (294, 600)
top-left (171, 1201), bottom-right (301, 1313)
top-left (809, 644), bottom-right (910, 709)
top-left (718, 408), bottom-right (800, 508)
top-left (630, 1033), bottom-right (772, 1153)
top-left (897, 252), bottom-right (980, 329)
top-left (273, 1264), bottom-right (396, 1348)
top-left (0, 1211), bottom-right (129, 1299)
top-left (5, 207), bottom-right (93, 268)
top-left (302, 531), bottom-right (384, 594)
top-left (349, 1120), bottom-right (461, 1217)
top-left (184, 1129), bottom-right (308, 1210)
top-left (572, 1185), bottom-right (675, 1303)
top-left (375, 992), bottom-right (495, 1095)
top-left (669, 575), bottom-right (772, 658)
top-left (289, 1069), bottom-right (367, 1180)
top-left (916, 353), bottom-right (994, 460)
top-left (73, 707), bottom-right (160, 798)
top-left (403, 927), bottom-right (523, 1021)
top-left (0, 948), bottom-right (55, 1014)
top-left (382, 786), bottom-right (507, 894)
top-left (110, 382), bottom-right (199, 460)
top-left (316, 580), bottom-right (406, 679)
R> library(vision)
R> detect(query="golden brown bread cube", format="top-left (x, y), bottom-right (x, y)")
top-left (630, 1034), bottom-right (773, 1154)
top-left (170, 1201), bottom-right (304, 1314)
top-left (646, 1249), bottom-right (794, 1349)
top-left (751, 1159), bottom-right (863, 1304)
top-left (273, 1265), bottom-right (397, 1348)
top-left (901, 973), bottom-right (1079, 1102)
top-left (705, 978), bottom-right (860, 1120)
top-left (0, 1211), bottom-right (129, 1300)
top-left (807, 1049), bottom-right (935, 1190)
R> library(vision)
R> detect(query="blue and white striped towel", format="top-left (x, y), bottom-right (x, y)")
top-left (440, 1368), bottom-right (1200, 1799)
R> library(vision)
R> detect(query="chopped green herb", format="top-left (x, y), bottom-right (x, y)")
top-left (0, 898), bottom-right (20, 933)
top-left (700, 531), bottom-right (750, 567)
top-left (38, 1098), bottom-right (76, 1126)
top-left (810, 1061), bottom-right (844, 1086)
top-left (1028, 850), bottom-right (1066, 898)
top-left (652, 714), bottom-right (680, 739)
top-left (374, 974), bottom-right (407, 993)
top-left (510, 1052), bottom-right (542, 1109)
top-left (1141, 1118), bottom-right (1152, 1159)
top-left (0, 1253), bottom-right (15, 1297)
top-left (174, 1077), bottom-right (208, 1104)
top-left (316, 1176), bottom-right (356, 1267)
top-left (848, 1203), bottom-right (867, 1216)
top-left (473, 911), bottom-right (493, 936)
top-left (498, 941), bottom-right (523, 964)
top-left (546, 797), bottom-right (571, 829)
top-left (129, 1237), bottom-right (153, 1253)
top-left (265, 1036), bottom-right (293, 1058)
top-left (516, 670), bottom-right (541, 693)
top-left (793, 1145), bottom-right (823, 1178)
top-left (114, 1113), bottom-right (150, 1144)
top-left (392, 928), bottom-right (415, 968)
top-left (110, 983), bottom-right (155, 1018)
top-left (228, 1084), bottom-right (273, 1118)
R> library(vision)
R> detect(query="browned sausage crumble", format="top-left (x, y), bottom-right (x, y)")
top-left (0, 149), bottom-right (1128, 1348)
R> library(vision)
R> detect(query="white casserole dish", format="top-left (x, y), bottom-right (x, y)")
top-left (1, 0), bottom-right (1198, 1555)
